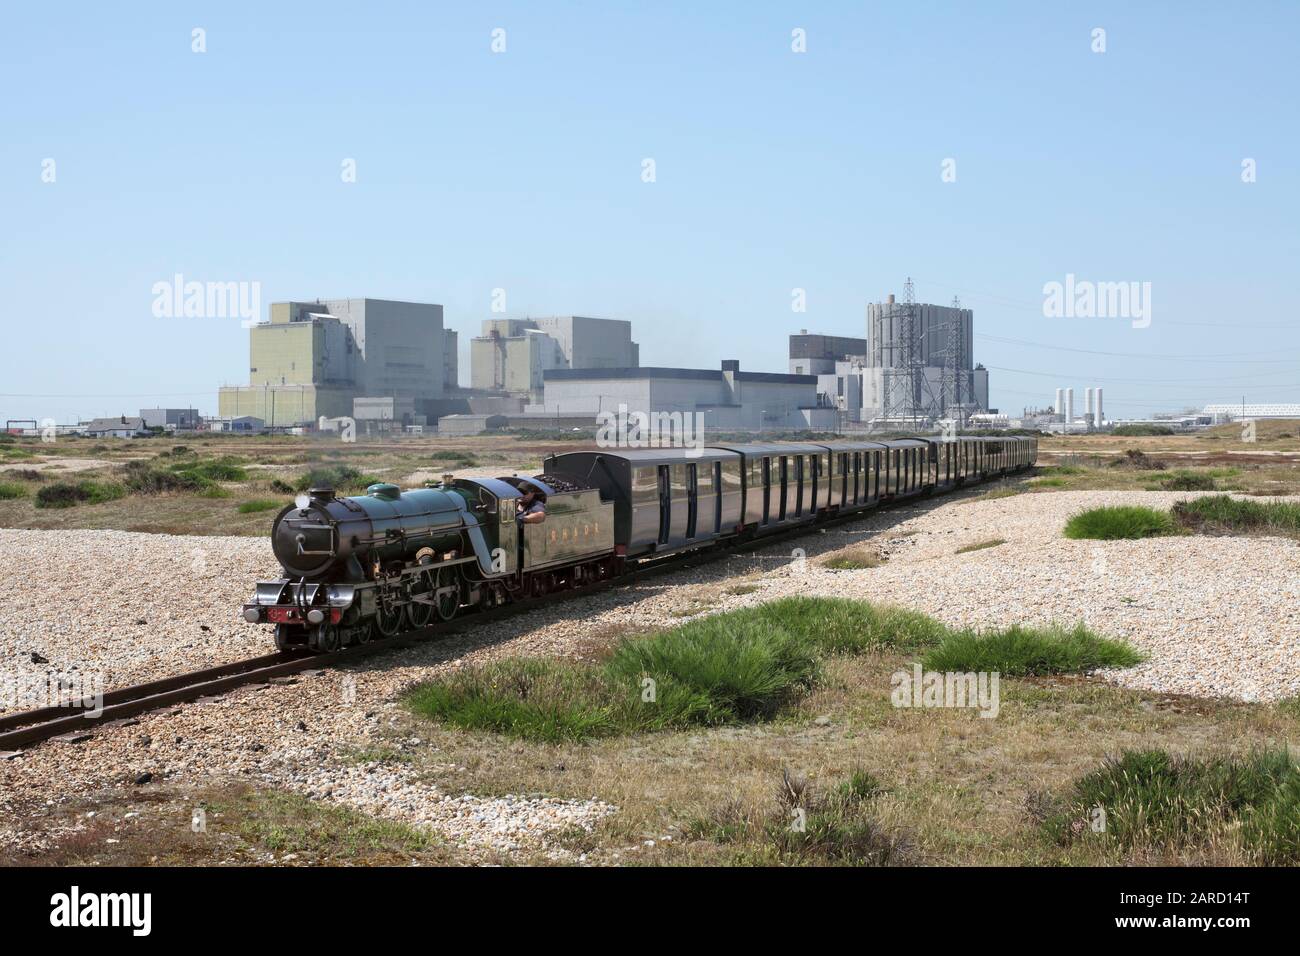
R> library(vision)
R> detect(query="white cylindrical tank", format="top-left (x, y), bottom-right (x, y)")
top-left (1085, 387), bottom-right (1095, 426)
top-left (1054, 388), bottom-right (1064, 416)
top-left (1066, 388), bottom-right (1075, 426)
top-left (1095, 387), bottom-right (1103, 427)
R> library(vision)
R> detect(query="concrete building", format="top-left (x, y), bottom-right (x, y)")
top-left (1203, 403), bottom-right (1300, 421)
top-left (789, 331), bottom-right (868, 375)
top-left (219, 298), bottom-right (452, 427)
top-left (470, 316), bottom-right (639, 400)
top-left (140, 407), bottom-right (199, 431)
top-left (538, 360), bottom-right (836, 431)
top-left (861, 295), bottom-right (982, 424)
top-left (205, 415), bottom-right (265, 433)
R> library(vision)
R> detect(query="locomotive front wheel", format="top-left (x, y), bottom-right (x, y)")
top-left (310, 624), bottom-right (340, 652)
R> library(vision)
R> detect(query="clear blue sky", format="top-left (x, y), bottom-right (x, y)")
top-left (2, 1), bottom-right (1297, 423)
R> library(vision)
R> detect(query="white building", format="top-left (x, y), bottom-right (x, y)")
top-left (537, 360), bottom-right (837, 431)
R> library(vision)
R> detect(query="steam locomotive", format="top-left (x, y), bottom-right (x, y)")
top-left (241, 436), bottom-right (1036, 652)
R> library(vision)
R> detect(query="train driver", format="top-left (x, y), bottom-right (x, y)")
top-left (516, 489), bottom-right (547, 524)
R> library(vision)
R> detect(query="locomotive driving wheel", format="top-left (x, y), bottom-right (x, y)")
top-left (373, 594), bottom-right (404, 639)
top-left (405, 572), bottom-right (436, 630)
top-left (434, 567), bottom-right (460, 621)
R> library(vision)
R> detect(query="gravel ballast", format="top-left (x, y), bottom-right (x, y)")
top-left (2, 490), bottom-right (1297, 857)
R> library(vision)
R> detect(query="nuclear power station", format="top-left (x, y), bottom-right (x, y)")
top-left (791, 278), bottom-right (991, 428)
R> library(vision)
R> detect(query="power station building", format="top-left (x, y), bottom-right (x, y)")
top-left (469, 316), bottom-right (638, 402)
top-left (862, 295), bottom-right (985, 424)
top-left (791, 292), bottom-right (989, 427)
top-left (536, 360), bottom-right (836, 431)
top-left (218, 298), bottom-right (456, 427)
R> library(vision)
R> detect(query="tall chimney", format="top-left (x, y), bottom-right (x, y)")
top-left (1095, 387), bottom-right (1103, 427)
top-left (1085, 387), bottom-right (1095, 427)
top-left (1054, 388), bottom-right (1064, 416)
top-left (1065, 388), bottom-right (1075, 426)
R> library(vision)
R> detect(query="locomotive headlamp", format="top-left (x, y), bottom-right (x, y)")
top-left (295, 494), bottom-right (311, 511)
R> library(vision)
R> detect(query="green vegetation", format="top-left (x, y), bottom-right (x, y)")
top-left (407, 598), bottom-right (1129, 742)
top-left (1043, 748), bottom-right (1300, 864)
top-left (1172, 494), bottom-right (1300, 537)
top-left (687, 768), bottom-right (908, 865)
top-left (34, 480), bottom-right (125, 509)
top-left (294, 464), bottom-right (382, 493)
top-left (922, 623), bottom-right (1143, 676)
top-left (1064, 505), bottom-right (1178, 540)
top-left (237, 499), bottom-right (282, 514)
top-left (955, 538), bottom-right (1005, 554)
top-left (430, 450), bottom-right (479, 467)
top-left (0, 481), bottom-right (28, 499)
top-left (1112, 424), bottom-right (1175, 436)
top-left (211, 788), bottom-right (434, 859)
top-left (407, 598), bottom-right (948, 742)
top-left (1159, 469), bottom-right (1218, 491)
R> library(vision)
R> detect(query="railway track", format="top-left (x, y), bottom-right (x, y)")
top-left (0, 478), bottom-right (1012, 755)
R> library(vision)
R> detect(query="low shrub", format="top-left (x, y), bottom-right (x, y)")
top-left (1112, 424), bottom-right (1174, 437)
top-left (294, 464), bottom-right (380, 493)
top-left (238, 499), bottom-right (282, 514)
top-left (34, 480), bottom-right (125, 509)
top-left (1160, 470), bottom-right (1217, 491)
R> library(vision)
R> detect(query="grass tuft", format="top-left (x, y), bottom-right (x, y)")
top-left (0, 481), bottom-right (28, 500)
top-left (688, 768), bottom-right (910, 866)
top-left (1064, 505), bottom-right (1178, 540)
top-left (1172, 494), bottom-right (1300, 537)
top-left (921, 623), bottom-right (1144, 676)
top-left (238, 499), bottom-right (281, 514)
top-left (1044, 748), bottom-right (1300, 864)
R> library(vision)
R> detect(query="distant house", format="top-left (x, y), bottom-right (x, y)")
top-left (85, 416), bottom-right (149, 439)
